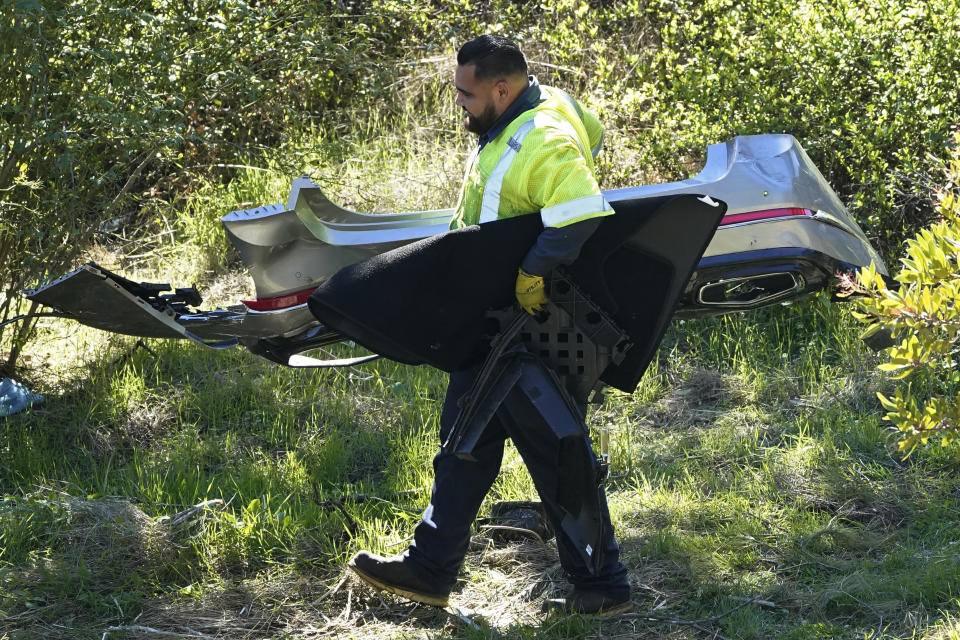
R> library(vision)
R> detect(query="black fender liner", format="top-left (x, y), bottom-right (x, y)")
top-left (307, 194), bottom-right (725, 393)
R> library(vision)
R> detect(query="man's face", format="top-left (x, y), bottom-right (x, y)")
top-left (455, 64), bottom-right (501, 135)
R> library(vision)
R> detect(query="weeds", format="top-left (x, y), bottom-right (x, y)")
top-left (7, 239), bottom-right (959, 637)
top-left (4, 6), bottom-right (960, 638)
top-left (7, 255), bottom-right (960, 639)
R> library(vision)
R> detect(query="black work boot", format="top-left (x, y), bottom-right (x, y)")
top-left (543, 588), bottom-right (632, 616)
top-left (348, 551), bottom-right (450, 607)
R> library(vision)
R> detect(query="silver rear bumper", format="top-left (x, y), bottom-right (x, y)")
top-left (26, 134), bottom-right (887, 361)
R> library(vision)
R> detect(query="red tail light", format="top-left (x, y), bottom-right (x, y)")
top-left (720, 208), bottom-right (813, 226)
top-left (242, 287), bottom-right (316, 311)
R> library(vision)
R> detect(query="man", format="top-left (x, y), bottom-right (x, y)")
top-left (348, 34), bottom-right (631, 615)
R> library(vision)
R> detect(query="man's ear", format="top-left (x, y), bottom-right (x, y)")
top-left (494, 80), bottom-right (511, 104)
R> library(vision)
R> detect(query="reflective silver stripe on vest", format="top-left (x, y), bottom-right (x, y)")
top-left (555, 88), bottom-right (583, 120)
top-left (479, 119), bottom-right (537, 223)
top-left (540, 193), bottom-right (613, 228)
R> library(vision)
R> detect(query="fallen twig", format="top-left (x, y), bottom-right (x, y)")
top-left (692, 622), bottom-right (732, 640)
top-left (343, 587), bottom-right (353, 620)
top-left (774, 561), bottom-right (828, 573)
top-left (317, 572), bottom-right (350, 603)
top-left (102, 625), bottom-right (213, 639)
top-left (609, 595), bottom-right (764, 625)
top-left (447, 606), bottom-right (481, 631)
top-left (108, 150), bottom-right (153, 212)
top-left (156, 499), bottom-right (224, 527)
top-left (730, 595), bottom-right (777, 608)
top-left (311, 484), bottom-right (423, 535)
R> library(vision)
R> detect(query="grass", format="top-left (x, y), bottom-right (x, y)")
top-left (7, 272), bottom-right (960, 639)
top-left (4, 71), bottom-right (960, 640)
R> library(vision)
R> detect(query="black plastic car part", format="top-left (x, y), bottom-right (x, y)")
top-left (307, 194), bottom-right (726, 393)
top-left (24, 263), bottom-right (237, 348)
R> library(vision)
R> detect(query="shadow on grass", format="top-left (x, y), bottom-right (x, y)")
top-left (0, 335), bottom-right (445, 636)
top-left (6, 299), bottom-right (960, 638)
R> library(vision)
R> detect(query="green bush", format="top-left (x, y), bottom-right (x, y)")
top-left (0, 0), bottom-right (446, 373)
top-left (848, 133), bottom-right (960, 453)
top-left (4, 0), bottom-right (959, 374)
top-left (446, 2), bottom-right (958, 256)
top-left (593, 0), bottom-right (958, 258)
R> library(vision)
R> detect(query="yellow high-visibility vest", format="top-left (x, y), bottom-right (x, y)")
top-left (450, 86), bottom-right (613, 230)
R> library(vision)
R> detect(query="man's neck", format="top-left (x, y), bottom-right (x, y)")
top-left (477, 76), bottom-right (540, 150)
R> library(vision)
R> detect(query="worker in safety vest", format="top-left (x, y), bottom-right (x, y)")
top-left (349, 34), bottom-right (631, 616)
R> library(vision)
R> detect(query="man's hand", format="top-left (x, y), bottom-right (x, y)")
top-left (515, 268), bottom-right (548, 315)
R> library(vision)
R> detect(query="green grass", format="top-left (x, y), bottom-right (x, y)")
top-left (6, 264), bottom-right (960, 639)
top-left (4, 72), bottom-right (960, 640)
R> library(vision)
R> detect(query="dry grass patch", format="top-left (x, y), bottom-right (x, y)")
top-left (2, 498), bottom-right (181, 637)
top-left (123, 538), bottom-right (565, 639)
top-left (199, 269), bottom-right (255, 308)
top-left (626, 367), bottom-right (744, 433)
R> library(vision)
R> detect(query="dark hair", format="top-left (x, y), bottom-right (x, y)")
top-left (457, 34), bottom-right (527, 80)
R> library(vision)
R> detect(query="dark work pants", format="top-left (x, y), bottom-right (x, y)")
top-left (404, 368), bottom-right (630, 596)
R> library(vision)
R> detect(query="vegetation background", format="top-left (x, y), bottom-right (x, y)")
top-left (2, 0), bottom-right (960, 638)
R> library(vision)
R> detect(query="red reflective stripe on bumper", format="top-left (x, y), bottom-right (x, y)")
top-left (242, 288), bottom-right (316, 311)
top-left (720, 208), bottom-right (813, 226)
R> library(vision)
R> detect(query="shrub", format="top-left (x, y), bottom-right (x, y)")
top-left (0, 0), bottom-right (431, 374)
top-left (4, 0), bottom-right (959, 375)
top-left (591, 0), bottom-right (959, 258)
top-left (848, 133), bottom-right (960, 453)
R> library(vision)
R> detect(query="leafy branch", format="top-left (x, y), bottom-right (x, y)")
top-left (849, 132), bottom-right (960, 453)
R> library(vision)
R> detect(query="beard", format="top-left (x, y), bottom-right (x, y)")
top-left (464, 102), bottom-right (498, 134)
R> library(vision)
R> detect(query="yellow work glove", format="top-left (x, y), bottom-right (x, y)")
top-left (515, 268), bottom-right (548, 315)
